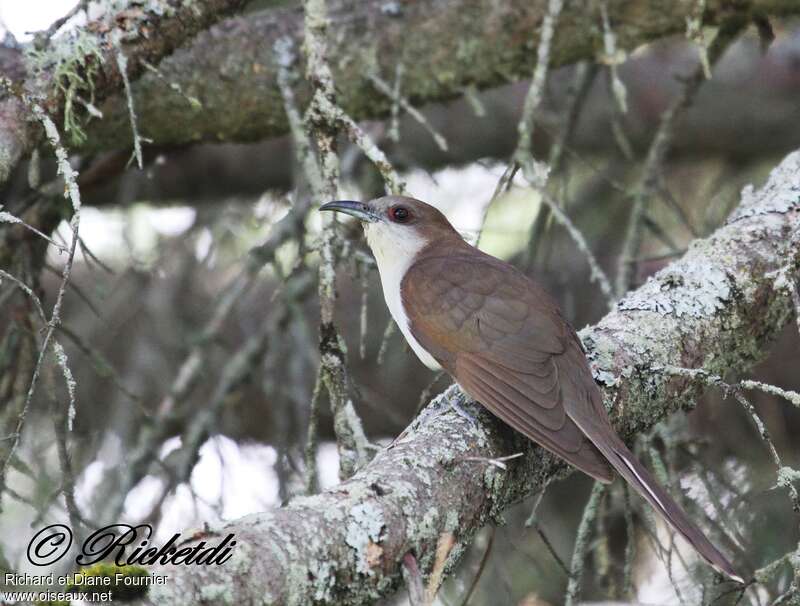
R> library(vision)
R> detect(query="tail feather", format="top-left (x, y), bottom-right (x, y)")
top-left (596, 433), bottom-right (744, 584)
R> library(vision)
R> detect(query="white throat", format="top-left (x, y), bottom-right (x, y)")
top-left (364, 222), bottom-right (442, 371)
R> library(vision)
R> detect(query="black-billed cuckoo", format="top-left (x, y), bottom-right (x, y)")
top-left (319, 195), bottom-right (743, 583)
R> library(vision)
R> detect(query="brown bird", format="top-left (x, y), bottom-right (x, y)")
top-left (319, 195), bottom-right (743, 583)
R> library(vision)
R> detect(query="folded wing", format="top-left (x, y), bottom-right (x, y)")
top-left (401, 252), bottom-right (614, 482)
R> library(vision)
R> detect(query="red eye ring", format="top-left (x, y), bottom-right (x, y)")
top-left (391, 206), bottom-right (410, 222)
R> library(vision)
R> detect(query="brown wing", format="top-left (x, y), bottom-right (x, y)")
top-left (401, 252), bottom-right (614, 483)
top-left (401, 251), bottom-right (744, 581)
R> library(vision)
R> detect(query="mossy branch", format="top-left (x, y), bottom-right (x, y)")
top-left (67, 0), bottom-right (800, 156)
top-left (0, 0), bottom-right (248, 186)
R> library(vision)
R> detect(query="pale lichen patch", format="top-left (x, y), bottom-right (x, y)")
top-left (200, 582), bottom-right (234, 604)
top-left (730, 151), bottom-right (800, 222)
top-left (346, 502), bottom-right (385, 574)
top-left (618, 261), bottom-right (731, 319)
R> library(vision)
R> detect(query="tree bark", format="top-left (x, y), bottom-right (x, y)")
top-left (76, 0), bottom-right (800, 154)
top-left (128, 149), bottom-right (800, 605)
top-left (0, 0), bottom-right (249, 186)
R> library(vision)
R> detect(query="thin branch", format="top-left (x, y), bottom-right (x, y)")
top-left (316, 95), bottom-right (406, 196)
top-left (303, 0), bottom-right (374, 479)
top-left (304, 370), bottom-right (324, 495)
top-left (476, 0), bottom-right (562, 246)
top-left (524, 61), bottom-right (597, 269)
top-left (0, 103), bottom-right (82, 511)
top-left (0, 268), bottom-right (48, 322)
top-left (515, 0), bottom-right (563, 164)
top-left (457, 527), bottom-right (495, 606)
top-left (113, 32), bottom-right (145, 169)
top-left (376, 319), bottom-right (397, 366)
top-left (46, 365), bottom-right (84, 546)
top-left (274, 35), bottom-right (321, 187)
top-left (615, 19), bottom-right (745, 296)
top-left (0, 207), bottom-right (67, 252)
top-left (661, 365), bottom-right (800, 511)
top-left (538, 191), bottom-right (615, 310)
top-left (599, 1), bottom-right (628, 114)
top-left (565, 482), bottom-right (607, 606)
top-left (368, 71), bottom-right (448, 152)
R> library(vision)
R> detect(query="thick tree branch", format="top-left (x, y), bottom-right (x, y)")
top-left (0, 0), bottom-right (248, 185)
top-left (132, 149), bottom-right (800, 605)
top-left (80, 0), bottom-right (800, 155)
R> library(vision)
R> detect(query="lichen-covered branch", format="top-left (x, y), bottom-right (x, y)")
top-left (0, 105), bottom-right (82, 511)
top-left (0, 0), bottom-right (247, 186)
top-left (77, 0), bottom-right (800, 156)
top-left (130, 148), bottom-right (800, 605)
top-left (303, 0), bottom-right (373, 480)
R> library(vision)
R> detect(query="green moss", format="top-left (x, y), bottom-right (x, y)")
top-left (25, 29), bottom-right (105, 146)
top-left (66, 563), bottom-right (149, 601)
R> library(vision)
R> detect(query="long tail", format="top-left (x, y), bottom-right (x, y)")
top-left (593, 431), bottom-right (744, 583)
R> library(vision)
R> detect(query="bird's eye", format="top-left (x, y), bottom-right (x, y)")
top-left (390, 206), bottom-right (410, 223)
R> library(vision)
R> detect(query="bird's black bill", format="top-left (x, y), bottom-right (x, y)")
top-left (318, 200), bottom-right (379, 222)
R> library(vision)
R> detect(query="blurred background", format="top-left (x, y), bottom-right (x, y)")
top-left (0, 1), bottom-right (799, 604)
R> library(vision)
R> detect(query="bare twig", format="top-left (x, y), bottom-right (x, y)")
top-left (0, 268), bottom-right (48, 322)
top-left (46, 365), bottom-right (84, 545)
top-left (462, 452), bottom-right (524, 471)
top-left (565, 482), bottom-right (607, 606)
top-left (368, 72), bottom-right (448, 152)
top-left (141, 59), bottom-right (203, 110)
top-left (304, 0), bottom-right (375, 479)
top-left (515, 0), bottom-right (563, 165)
top-left (0, 103), bottom-right (82, 511)
top-left (538, 191), bottom-right (615, 309)
top-left (599, 1), bottom-right (628, 114)
top-left (525, 61), bottom-right (597, 268)
top-left (415, 371), bottom-right (447, 414)
top-left (476, 0), bottom-right (562, 245)
top-left (458, 527), bottom-right (495, 606)
top-left (0, 207), bottom-right (67, 252)
top-left (31, 0), bottom-right (89, 40)
top-left (376, 319), bottom-right (397, 366)
top-left (388, 63), bottom-right (403, 142)
top-left (112, 32), bottom-right (145, 169)
top-left (315, 95), bottom-right (406, 195)
top-left (274, 36), bottom-right (321, 187)
top-left (304, 370), bottom-right (324, 495)
top-left (615, 19), bottom-right (745, 296)
top-left (661, 365), bottom-right (800, 511)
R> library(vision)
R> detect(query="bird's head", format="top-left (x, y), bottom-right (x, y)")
top-left (319, 195), bottom-right (460, 261)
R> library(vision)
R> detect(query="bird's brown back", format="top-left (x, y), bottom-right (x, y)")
top-left (401, 239), bottom-right (615, 482)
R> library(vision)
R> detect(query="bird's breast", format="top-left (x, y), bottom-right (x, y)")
top-left (384, 277), bottom-right (442, 371)
top-left (366, 224), bottom-right (442, 371)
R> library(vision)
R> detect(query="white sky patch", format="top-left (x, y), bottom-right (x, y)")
top-left (404, 162), bottom-right (539, 259)
top-left (405, 163), bottom-right (500, 240)
top-left (47, 205), bottom-right (196, 267)
top-left (317, 442), bottom-right (342, 490)
top-left (148, 206), bottom-right (197, 236)
top-left (0, 0), bottom-right (79, 40)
